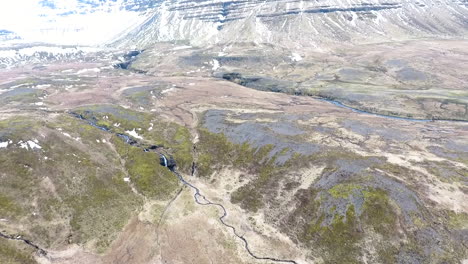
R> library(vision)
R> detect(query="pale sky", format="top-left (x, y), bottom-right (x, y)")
top-left (0, 0), bottom-right (147, 45)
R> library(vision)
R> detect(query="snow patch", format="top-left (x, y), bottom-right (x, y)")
top-left (290, 53), bottom-right (303, 62)
top-left (212, 59), bottom-right (220, 71)
top-left (125, 129), bottom-right (143, 139)
top-left (35, 84), bottom-right (51, 89)
top-left (9, 83), bottom-right (33, 89)
top-left (18, 140), bottom-right (42, 150)
top-left (0, 141), bottom-right (9, 148)
top-left (161, 87), bottom-right (175, 94)
top-left (171, 45), bottom-right (192, 51)
top-left (77, 68), bottom-right (100, 74)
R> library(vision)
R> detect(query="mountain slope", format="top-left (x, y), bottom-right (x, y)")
top-left (115, 0), bottom-right (468, 48)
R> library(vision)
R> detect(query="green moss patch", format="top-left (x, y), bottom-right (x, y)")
top-left (293, 186), bottom-right (400, 263)
top-left (111, 136), bottom-right (180, 200)
top-left (447, 211), bottom-right (468, 229)
top-left (0, 194), bottom-right (22, 219)
top-left (306, 205), bottom-right (362, 264)
top-left (361, 189), bottom-right (397, 234)
top-left (328, 184), bottom-right (363, 199)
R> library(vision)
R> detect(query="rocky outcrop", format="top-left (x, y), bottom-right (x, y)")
top-left (114, 0), bottom-right (468, 48)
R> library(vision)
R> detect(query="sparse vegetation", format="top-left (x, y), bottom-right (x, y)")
top-left (0, 239), bottom-right (37, 264)
top-left (291, 186), bottom-right (400, 264)
top-left (306, 205), bottom-right (362, 264)
top-left (196, 126), bottom-right (413, 262)
top-left (0, 116), bottom-right (142, 253)
top-left (112, 136), bottom-right (180, 199)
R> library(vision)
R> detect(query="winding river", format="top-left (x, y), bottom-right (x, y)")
top-left (317, 98), bottom-right (468, 123)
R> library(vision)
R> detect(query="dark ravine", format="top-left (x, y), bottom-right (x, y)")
top-left (72, 113), bottom-right (299, 264)
top-left (0, 231), bottom-right (47, 256)
top-left (113, 50), bottom-right (147, 74)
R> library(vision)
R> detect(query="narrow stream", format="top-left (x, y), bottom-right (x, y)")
top-left (72, 113), bottom-right (299, 264)
top-left (0, 231), bottom-right (47, 256)
top-left (171, 169), bottom-right (298, 264)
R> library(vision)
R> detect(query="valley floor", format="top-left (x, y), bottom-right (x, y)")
top-left (0, 40), bottom-right (467, 264)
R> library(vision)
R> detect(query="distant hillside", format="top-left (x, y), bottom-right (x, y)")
top-left (0, 30), bottom-right (21, 41)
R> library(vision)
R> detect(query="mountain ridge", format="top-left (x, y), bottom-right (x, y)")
top-left (113, 0), bottom-right (468, 49)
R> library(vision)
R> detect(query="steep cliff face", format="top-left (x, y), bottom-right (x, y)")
top-left (115, 0), bottom-right (468, 48)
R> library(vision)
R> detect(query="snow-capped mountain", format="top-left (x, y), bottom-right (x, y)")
top-left (114, 0), bottom-right (468, 48)
top-left (2, 0), bottom-right (467, 49)
top-left (1, 0), bottom-right (467, 64)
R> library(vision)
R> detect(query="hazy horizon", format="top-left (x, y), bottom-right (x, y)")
top-left (0, 0), bottom-right (147, 45)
